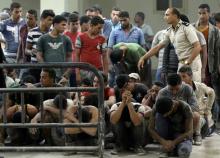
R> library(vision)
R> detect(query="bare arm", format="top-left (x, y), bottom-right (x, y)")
top-left (127, 102), bottom-right (143, 126)
top-left (138, 43), bottom-right (165, 70)
top-left (80, 106), bottom-right (98, 136)
top-left (110, 102), bottom-right (126, 124)
top-left (173, 117), bottom-right (193, 146)
top-left (102, 51), bottom-right (109, 75)
top-left (36, 51), bottom-right (44, 63)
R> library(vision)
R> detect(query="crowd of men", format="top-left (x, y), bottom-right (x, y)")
top-left (0, 2), bottom-right (220, 157)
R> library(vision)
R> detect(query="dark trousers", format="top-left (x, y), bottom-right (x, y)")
top-left (112, 120), bottom-right (145, 149)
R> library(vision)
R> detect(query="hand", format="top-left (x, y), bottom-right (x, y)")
top-left (122, 90), bottom-right (132, 104)
top-left (29, 117), bottom-right (38, 135)
top-left (58, 76), bottom-right (68, 86)
top-left (138, 57), bottom-right (145, 70)
top-left (76, 73), bottom-right (81, 86)
top-left (161, 140), bottom-right (175, 152)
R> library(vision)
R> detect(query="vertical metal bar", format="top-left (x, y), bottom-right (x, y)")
top-left (21, 92), bottom-right (25, 123)
top-left (97, 72), bottom-right (104, 158)
top-left (59, 93), bottom-right (63, 123)
top-left (76, 92), bottom-right (82, 123)
top-left (40, 92), bottom-right (44, 122)
top-left (2, 93), bottom-right (7, 124)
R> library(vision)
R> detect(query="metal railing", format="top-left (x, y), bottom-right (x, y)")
top-left (0, 62), bottom-right (105, 157)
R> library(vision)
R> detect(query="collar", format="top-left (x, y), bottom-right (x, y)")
top-left (192, 81), bottom-right (197, 91)
top-left (172, 19), bottom-right (182, 32)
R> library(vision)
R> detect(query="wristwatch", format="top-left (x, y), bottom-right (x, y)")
top-left (184, 60), bottom-right (190, 65)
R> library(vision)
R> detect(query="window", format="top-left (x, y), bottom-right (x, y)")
top-left (156, 0), bottom-right (183, 11)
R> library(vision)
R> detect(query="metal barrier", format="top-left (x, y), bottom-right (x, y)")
top-left (0, 62), bottom-right (105, 157)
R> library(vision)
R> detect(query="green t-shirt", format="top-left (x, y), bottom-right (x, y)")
top-left (37, 33), bottom-right (72, 77)
top-left (37, 33), bottom-right (72, 62)
top-left (113, 43), bottom-right (146, 71)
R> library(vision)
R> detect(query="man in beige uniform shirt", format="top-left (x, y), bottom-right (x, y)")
top-left (138, 8), bottom-right (201, 82)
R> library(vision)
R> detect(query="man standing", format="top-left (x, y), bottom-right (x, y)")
top-left (108, 11), bottom-right (145, 87)
top-left (75, 16), bottom-right (108, 84)
top-left (16, 9), bottom-right (38, 64)
top-left (134, 11), bottom-right (154, 50)
top-left (138, 8), bottom-right (201, 82)
top-left (0, 2), bottom-right (25, 63)
top-left (194, 4), bottom-right (220, 115)
top-left (109, 7), bottom-right (121, 30)
top-left (37, 15), bottom-right (72, 80)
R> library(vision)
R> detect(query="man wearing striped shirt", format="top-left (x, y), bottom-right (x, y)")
top-left (26, 9), bottom-right (55, 63)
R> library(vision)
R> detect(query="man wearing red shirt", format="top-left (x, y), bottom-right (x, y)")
top-left (75, 16), bottom-right (108, 84)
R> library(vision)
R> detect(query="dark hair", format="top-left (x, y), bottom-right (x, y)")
top-left (68, 13), bottom-right (79, 23)
top-left (40, 9), bottom-right (55, 19)
top-left (110, 48), bottom-right (123, 64)
top-left (153, 81), bottom-right (165, 88)
top-left (90, 16), bottom-right (104, 26)
top-left (155, 97), bottom-right (173, 115)
top-left (81, 78), bottom-right (92, 86)
top-left (80, 15), bottom-right (91, 25)
top-left (116, 74), bottom-right (129, 89)
top-left (171, 8), bottom-right (181, 19)
top-left (72, 11), bottom-right (79, 15)
top-left (53, 15), bottom-right (67, 25)
top-left (10, 2), bottom-right (21, 12)
top-left (27, 9), bottom-right (38, 19)
top-left (198, 4), bottom-right (210, 13)
top-left (42, 68), bottom-right (56, 81)
top-left (92, 4), bottom-right (102, 14)
top-left (119, 11), bottom-right (129, 18)
top-left (84, 94), bottom-right (98, 107)
top-left (60, 11), bottom-right (71, 20)
top-left (12, 111), bottom-right (29, 123)
top-left (81, 108), bottom-right (92, 122)
top-left (167, 73), bottom-right (182, 86)
top-left (178, 65), bottom-right (193, 77)
top-left (112, 6), bottom-right (121, 12)
top-left (135, 12), bottom-right (145, 21)
top-left (180, 14), bottom-right (190, 23)
top-left (214, 12), bottom-right (220, 23)
top-left (53, 94), bottom-right (67, 109)
top-left (85, 7), bottom-right (94, 13)
top-left (20, 75), bottom-right (36, 84)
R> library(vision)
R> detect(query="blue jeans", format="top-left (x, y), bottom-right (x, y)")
top-left (155, 113), bottom-right (192, 157)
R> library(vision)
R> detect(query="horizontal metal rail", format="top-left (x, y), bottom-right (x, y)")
top-left (0, 123), bottom-right (98, 128)
top-left (0, 87), bottom-right (98, 93)
top-left (0, 146), bottom-right (99, 152)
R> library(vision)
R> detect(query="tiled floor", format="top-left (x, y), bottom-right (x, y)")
top-left (1, 131), bottom-right (220, 158)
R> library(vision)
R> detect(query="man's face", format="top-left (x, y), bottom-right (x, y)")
top-left (150, 85), bottom-right (161, 100)
top-left (42, 16), bottom-right (54, 30)
top-left (164, 8), bottom-right (176, 25)
top-left (55, 21), bottom-right (67, 33)
top-left (179, 72), bottom-right (192, 85)
top-left (216, 21), bottom-right (220, 30)
top-left (40, 71), bottom-right (53, 87)
top-left (86, 10), bottom-right (94, 18)
top-left (26, 13), bottom-right (37, 28)
top-left (11, 7), bottom-right (22, 22)
top-left (111, 10), bottom-right (120, 24)
top-left (90, 23), bottom-right (103, 35)
top-left (168, 84), bottom-right (181, 95)
top-left (69, 20), bottom-right (79, 33)
top-left (134, 15), bottom-right (143, 27)
top-left (198, 8), bottom-right (210, 23)
top-left (81, 22), bottom-right (90, 32)
top-left (119, 17), bottom-right (130, 29)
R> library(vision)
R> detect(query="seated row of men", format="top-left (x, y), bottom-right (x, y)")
top-left (0, 65), bottom-right (216, 157)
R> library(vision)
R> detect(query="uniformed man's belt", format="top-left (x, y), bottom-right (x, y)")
top-left (179, 59), bottom-right (187, 64)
